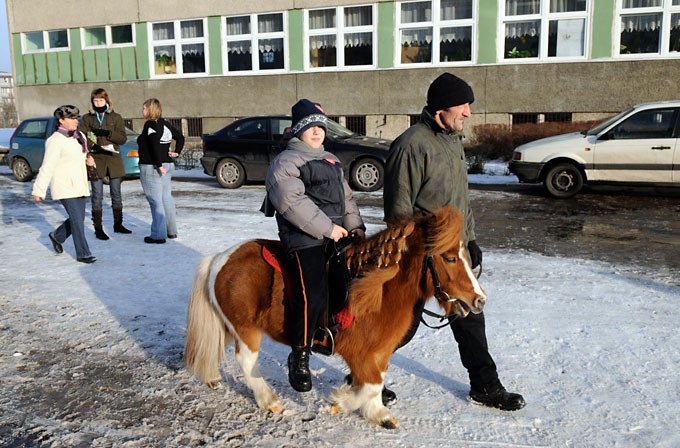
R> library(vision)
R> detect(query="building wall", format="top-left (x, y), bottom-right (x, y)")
top-left (6, 0), bottom-right (680, 139)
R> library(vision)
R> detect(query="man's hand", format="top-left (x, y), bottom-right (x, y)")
top-left (467, 240), bottom-right (482, 269)
top-left (92, 128), bottom-right (111, 137)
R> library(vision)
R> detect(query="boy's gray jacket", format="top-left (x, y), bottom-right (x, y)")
top-left (266, 138), bottom-right (364, 248)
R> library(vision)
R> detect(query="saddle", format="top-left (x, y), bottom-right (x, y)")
top-left (261, 240), bottom-right (354, 356)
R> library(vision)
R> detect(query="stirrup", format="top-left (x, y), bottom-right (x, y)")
top-left (311, 326), bottom-right (335, 356)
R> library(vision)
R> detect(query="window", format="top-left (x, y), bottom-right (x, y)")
top-left (512, 113), bottom-right (539, 124)
top-left (619, 0), bottom-right (680, 56)
top-left (187, 118), bottom-right (203, 137)
top-left (227, 118), bottom-right (268, 140)
top-left (82, 24), bottom-right (134, 49)
top-left (397, 0), bottom-right (474, 65)
top-left (16, 120), bottom-right (49, 139)
top-left (306, 5), bottom-right (375, 69)
top-left (151, 19), bottom-right (207, 77)
top-left (502, 0), bottom-right (589, 60)
top-left (609, 108), bottom-right (678, 139)
top-left (224, 12), bottom-right (286, 72)
top-left (22, 30), bottom-right (69, 53)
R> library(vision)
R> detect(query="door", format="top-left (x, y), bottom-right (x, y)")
top-left (10, 118), bottom-right (52, 171)
top-left (592, 107), bottom-right (679, 183)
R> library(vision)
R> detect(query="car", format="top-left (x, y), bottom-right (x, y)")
top-left (201, 116), bottom-right (391, 192)
top-left (7, 116), bottom-right (140, 183)
top-left (509, 101), bottom-right (680, 198)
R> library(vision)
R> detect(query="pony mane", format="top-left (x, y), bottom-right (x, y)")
top-left (345, 205), bottom-right (463, 316)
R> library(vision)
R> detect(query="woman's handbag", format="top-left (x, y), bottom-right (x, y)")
top-left (86, 162), bottom-right (99, 181)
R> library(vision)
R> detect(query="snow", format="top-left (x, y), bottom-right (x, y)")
top-left (1, 164), bottom-right (678, 447)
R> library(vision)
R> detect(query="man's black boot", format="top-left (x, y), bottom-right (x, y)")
top-left (469, 382), bottom-right (525, 411)
top-left (288, 347), bottom-right (312, 392)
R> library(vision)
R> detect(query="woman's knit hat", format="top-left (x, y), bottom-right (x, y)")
top-left (426, 73), bottom-right (474, 111)
top-left (290, 99), bottom-right (327, 138)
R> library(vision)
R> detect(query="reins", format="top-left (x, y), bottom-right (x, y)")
top-left (419, 255), bottom-right (483, 330)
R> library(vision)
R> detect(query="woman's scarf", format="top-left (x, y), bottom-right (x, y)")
top-left (56, 126), bottom-right (89, 154)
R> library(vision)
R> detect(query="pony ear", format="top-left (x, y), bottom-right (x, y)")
top-left (349, 265), bottom-right (399, 316)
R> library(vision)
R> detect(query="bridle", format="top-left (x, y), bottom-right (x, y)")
top-left (419, 254), bottom-right (482, 330)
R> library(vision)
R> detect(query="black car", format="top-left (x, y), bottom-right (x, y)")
top-left (201, 116), bottom-right (391, 192)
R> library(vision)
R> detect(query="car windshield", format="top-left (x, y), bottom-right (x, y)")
top-left (586, 107), bottom-right (634, 136)
top-left (326, 119), bottom-right (355, 139)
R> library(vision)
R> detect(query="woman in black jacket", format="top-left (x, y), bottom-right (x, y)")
top-left (137, 98), bottom-right (184, 244)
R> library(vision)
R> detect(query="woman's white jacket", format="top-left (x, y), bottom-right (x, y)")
top-left (32, 132), bottom-right (90, 200)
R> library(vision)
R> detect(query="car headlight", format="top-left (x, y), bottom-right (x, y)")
top-left (512, 151), bottom-right (522, 161)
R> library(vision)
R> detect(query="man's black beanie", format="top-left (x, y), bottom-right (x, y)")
top-left (426, 73), bottom-right (475, 111)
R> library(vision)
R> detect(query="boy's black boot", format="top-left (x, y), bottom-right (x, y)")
top-left (288, 347), bottom-right (312, 392)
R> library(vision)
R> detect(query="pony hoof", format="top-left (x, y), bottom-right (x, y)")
top-left (268, 401), bottom-right (285, 414)
top-left (330, 404), bottom-right (343, 416)
top-left (380, 417), bottom-right (399, 429)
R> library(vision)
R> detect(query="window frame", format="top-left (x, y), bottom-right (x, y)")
top-left (148, 18), bottom-right (210, 79)
top-left (616, 0), bottom-right (680, 58)
top-left (80, 24), bottom-right (136, 50)
top-left (222, 11), bottom-right (288, 75)
top-left (304, 4), bottom-right (377, 71)
top-left (499, 0), bottom-right (591, 62)
top-left (22, 29), bottom-right (70, 54)
top-left (395, 0), bottom-right (476, 67)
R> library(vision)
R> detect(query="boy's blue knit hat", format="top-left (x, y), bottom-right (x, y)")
top-left (291, 99), bottom-right (327, 137)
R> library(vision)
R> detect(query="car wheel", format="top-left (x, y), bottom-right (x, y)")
top-left (350, 158), bottom-right (384, 192)
top-left (12, 157), bottom-right (34, 182)
top-left (215, 158), bottom-right (245, 189)
top-left (544, 163), bottom-right (583, 198)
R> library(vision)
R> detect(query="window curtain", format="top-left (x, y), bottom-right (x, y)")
top-left (441, 0), bottom-right (472, 20)
top-left (153, 23), bottom-right (174, 41)
top-left (227, 17), bottom-right (250, 35)
top-left (506, 0), bottom-right (540, 15)
top-left (550, 0), bottom-right (587, 12)
top-left (345, 6), bottom-right (372, 26)
top-left (310, 9), bottom-right (336, 29)
top-left (181, 20), bottom-right (203, 39)
top-left (401, 1), bottom-right (432, 23)
top-left (621, 14), bottom-right (661, 32)
top-left (258, 14), bottom-right (283, 33)
top-left (622, 0), bottom-right (661, 8)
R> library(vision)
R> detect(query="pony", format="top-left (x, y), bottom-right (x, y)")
top-left (184, 205), bottom-right (487, 428)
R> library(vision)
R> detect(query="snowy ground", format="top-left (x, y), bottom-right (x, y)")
top-left (1, 164), bottom-right (678, 447)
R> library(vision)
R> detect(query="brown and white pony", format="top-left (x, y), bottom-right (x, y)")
top-left (185, 205), bottom-right (487, 428)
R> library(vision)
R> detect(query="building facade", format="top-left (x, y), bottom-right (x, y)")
top-left (6, 0), bottom-right (680, 139)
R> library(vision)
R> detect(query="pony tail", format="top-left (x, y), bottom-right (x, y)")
top-left (185, 254), bottom-right (231, 385)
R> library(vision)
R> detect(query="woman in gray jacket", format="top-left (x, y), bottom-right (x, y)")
top-left (266, 99), bottom-right (365, 393)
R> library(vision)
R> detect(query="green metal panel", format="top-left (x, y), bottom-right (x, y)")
top-left (591, 0), bottom-right (615, 59)
top-left (477, 0), bottom-right (498, 64)
top-left (95, 49), bottom-right (110, 81)
top-left (22, 54), bottom-right (35, 84)
top-left (289, 9), bottom-right (304, 71)
top-left (12, 35), bottom-right (25, 85)
top-left (121, 47), bottom-right (138, 80)
top-left (83, 50), bottom-right (97, 81)
top-left (208, 16), bottom-right (223, 75)
top-left (57, 52), bottom-right (72, 82)
top-left (69, 28), bottom-right (84, 82)
top-left (34, 54), bottom-right (48, 84)
top-left (135, 23), bottom-right (150, 79)
top-left (46, 53), bottom-right (59, 83)
top-left (109, 48), bottom-right (124, 81)
top-left (377, 2), bottom-right (395, 68)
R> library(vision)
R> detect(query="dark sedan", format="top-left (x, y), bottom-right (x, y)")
top-left (201, 116), bottom-right (391, 192)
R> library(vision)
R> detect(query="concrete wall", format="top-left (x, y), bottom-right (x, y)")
top-left (14, 59), bottom-right (680, 139)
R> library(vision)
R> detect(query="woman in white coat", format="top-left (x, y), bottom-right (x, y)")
top-left (32, 105), bottom-right (97, 263)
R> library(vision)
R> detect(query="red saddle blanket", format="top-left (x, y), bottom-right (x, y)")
top-left (261, 241), bottom-right (354, 331)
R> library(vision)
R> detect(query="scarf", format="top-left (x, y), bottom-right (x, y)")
top-left (56, 126), bottom-right (89, 154)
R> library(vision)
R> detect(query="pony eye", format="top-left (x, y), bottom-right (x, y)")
top-left (442, 255), bottom-right (457, 264)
